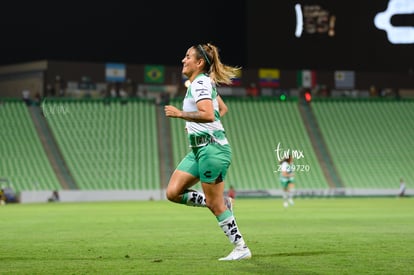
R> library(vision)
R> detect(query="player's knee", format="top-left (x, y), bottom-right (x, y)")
top-left (165, 188), bottom-right (179, 202)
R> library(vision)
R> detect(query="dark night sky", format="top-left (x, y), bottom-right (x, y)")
top-left (0, 1), bottom-right (246, 67)
top-left (2, 1), bottom-right (412, 72)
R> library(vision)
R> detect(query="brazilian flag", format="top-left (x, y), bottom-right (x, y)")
top-left (144, 65), bottom-right (165, 84)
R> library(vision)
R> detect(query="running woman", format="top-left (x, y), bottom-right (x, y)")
top-left (164, 43), bottom-right (251, 261)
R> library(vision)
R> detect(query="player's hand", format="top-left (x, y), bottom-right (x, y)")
top-left (164, 105), bottom-right (182, 118)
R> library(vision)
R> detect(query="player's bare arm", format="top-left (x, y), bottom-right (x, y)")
top-left (165, 99), bottom-right (214, 122)
top-left (217, 95), bottom-right (228, 117)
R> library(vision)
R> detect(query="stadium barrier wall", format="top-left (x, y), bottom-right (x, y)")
top-left (19, 190), bottom-right (165, 203)
top-left (17, 188), bottom-right (411, 203)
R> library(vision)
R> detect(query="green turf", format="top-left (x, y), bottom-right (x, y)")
top-left (1, 198), bottom-right (413, 274)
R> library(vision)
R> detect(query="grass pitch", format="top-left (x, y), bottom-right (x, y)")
top-left (1, 197), bottom-right (413, 274)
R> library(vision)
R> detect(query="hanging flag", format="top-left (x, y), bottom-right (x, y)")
top-left (105, 63), bottom-right (126, 82)
top-left (297, 70), bottom-right (317, 88)
top-left (335, 71), bottom-right (355, 89)
top-left (258, 68), bottom-right (280, 87)
top-left (144, 65), bottom-right (165, 84)
top-left (231, 69), bottom-right (242, 86)
top-left (221, 69), bottom-right (242, 86)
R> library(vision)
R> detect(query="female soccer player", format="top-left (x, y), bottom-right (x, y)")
top-left (164, 43), bottom-right (251, 261)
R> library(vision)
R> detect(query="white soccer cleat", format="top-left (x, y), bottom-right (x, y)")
top-left (288, 198), bottom-right (294, 206)
top-left (219, 246), bottom-right (252, 261)
top-left (224, 197), bottom-right (234, 212)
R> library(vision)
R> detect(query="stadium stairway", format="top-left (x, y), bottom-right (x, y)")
top-left (155, 104), bottom-right (174, 190)
top-left (169, 97), bottom-right (329, 192)
top-left (222, 98), bottom-right (329, 191)
top-left (312, 99), bottom-right (414, 189)
top-left (6, 97), bottom-right (413, 199)
top-left (0, 101), bottom-right (61, 192)
top-left (44, 99), bottom-right (161, 190)
top-left (298, 101), bottom-right (344, 189)
top-left (29, 105), bottom-right (77, 190)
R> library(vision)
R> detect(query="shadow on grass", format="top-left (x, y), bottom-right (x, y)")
top-left (255, 250), bottom-right (342, 258)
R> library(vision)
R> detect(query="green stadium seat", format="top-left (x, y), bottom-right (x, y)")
top-left (312, 100), bottom-right (414, 189)
top-left (45, 100), bottom-right (160, 190)
top-left (170, 98), bottom-right (328, 191)
top-left (0, 101), bottom-right (60, 192)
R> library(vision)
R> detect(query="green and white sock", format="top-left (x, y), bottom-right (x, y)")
top-left (283, 191), bottom-right (289, 203)
top-left (217, 209), bottom-right (245, 247)
top-left (288, 188), bottom-right (295, 199)
top-left (181, 190), bottom-right (206, 207)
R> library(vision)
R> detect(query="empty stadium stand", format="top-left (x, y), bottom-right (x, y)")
top-left (312, 99), bottom-right (414, 189)
top-left (45, 99), bottom-right (160, 190)
top-left (170, 97), bottom-right (329, 192)
top-left (0, 100), bottom-right (60, 192)
top-left (2, 97), bottom-right (413, 199)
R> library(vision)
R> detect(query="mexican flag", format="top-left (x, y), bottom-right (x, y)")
top-left (297, 70), bottom-right (317, 88)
